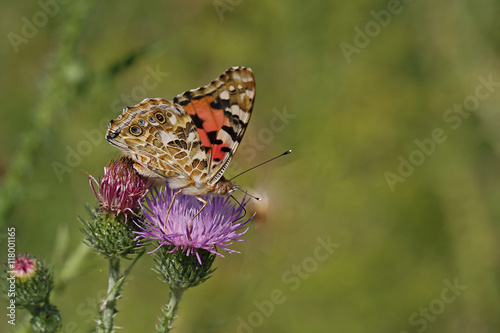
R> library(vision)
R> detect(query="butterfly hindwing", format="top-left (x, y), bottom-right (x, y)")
top-left (173, 66), bottom-right (255, 184)
top-left (106, 98), bottom-right (210, 188)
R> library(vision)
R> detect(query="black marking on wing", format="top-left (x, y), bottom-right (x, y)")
top-left (190, 113), bottom-right (204, 129)
top-left (221, 125), bottom-right (239, 142)
top-left (206, 131), bottom-right (217, 144)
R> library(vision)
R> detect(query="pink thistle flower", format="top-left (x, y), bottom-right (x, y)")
top-left (12, 253), bottom-right (37, 281)
top-left (89, 157), bottom-right (152, 218)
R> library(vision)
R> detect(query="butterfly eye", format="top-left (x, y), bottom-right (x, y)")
top-left (148, 116), bottom-right (156, 123)
top-left (138, 119), bottom-right (146, 125)
top-left (129, 125), bottom-right (142, 136)
top-left (155, 112), bottom-right (166, 124)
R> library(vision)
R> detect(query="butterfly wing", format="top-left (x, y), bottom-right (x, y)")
top-left (173, 66), bottom-right (255, 185)
top-left (106, 98), bottom-right (210, 190)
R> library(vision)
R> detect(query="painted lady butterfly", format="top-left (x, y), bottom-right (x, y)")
top-left (106, 66), bottom-right (255, 203)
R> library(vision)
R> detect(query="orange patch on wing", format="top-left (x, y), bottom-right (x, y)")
top-left (211, 143), bottom-right (229, 162)
top-left (184, 97), bottom-right (224, 133)
top-left (196, 129), bottom-right (211, 149)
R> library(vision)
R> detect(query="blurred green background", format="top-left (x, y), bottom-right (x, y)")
top-left (1, 1), bottom-right (500, 332)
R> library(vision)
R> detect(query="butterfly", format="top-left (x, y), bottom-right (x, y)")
top-left (106, 66), bottom-right (255, 209)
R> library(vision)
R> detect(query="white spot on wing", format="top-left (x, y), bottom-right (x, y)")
top-left (215, 131), bottom-right (234, 160)
top-left (187, 132), bottom-right (197, 141)
top-left (231, 104), bottom-right (240, 115)
top-left (160, 131), bottom-right (176, 145)
top-left (168, 115), bottom-right (177, 125)
top-left (246, 89), bottom-right (255, 99)
top-left (192, 150), bottom-right (205, 162)
top-left (220, 90), bottom-right (230, 100)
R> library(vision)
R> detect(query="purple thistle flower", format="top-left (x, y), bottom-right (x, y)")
top-left (89, 157), bottom-right (152, 218)
top-left (135, 184), bottom-right (252, 264)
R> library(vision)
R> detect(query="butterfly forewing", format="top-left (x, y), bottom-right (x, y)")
top-left (173, 66), bottom-right (255, 185)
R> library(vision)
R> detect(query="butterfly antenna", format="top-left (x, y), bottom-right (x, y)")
top-left (236, 188), bottom-right (261, 201)
top-left (229, 149), bottom-right (292, 181)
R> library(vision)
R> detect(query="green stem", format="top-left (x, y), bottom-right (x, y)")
top-left (158, 288), bottom-right (184, 333)
top-left (95, 250), bottom-right (144, 333)
top-left (100, 258), bottom-right (121, 333)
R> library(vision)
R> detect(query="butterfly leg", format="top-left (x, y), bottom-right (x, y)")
top-left (192, 196), bottom-right (208, 219)
top-left (163, 189), bottom-right (183, 234)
